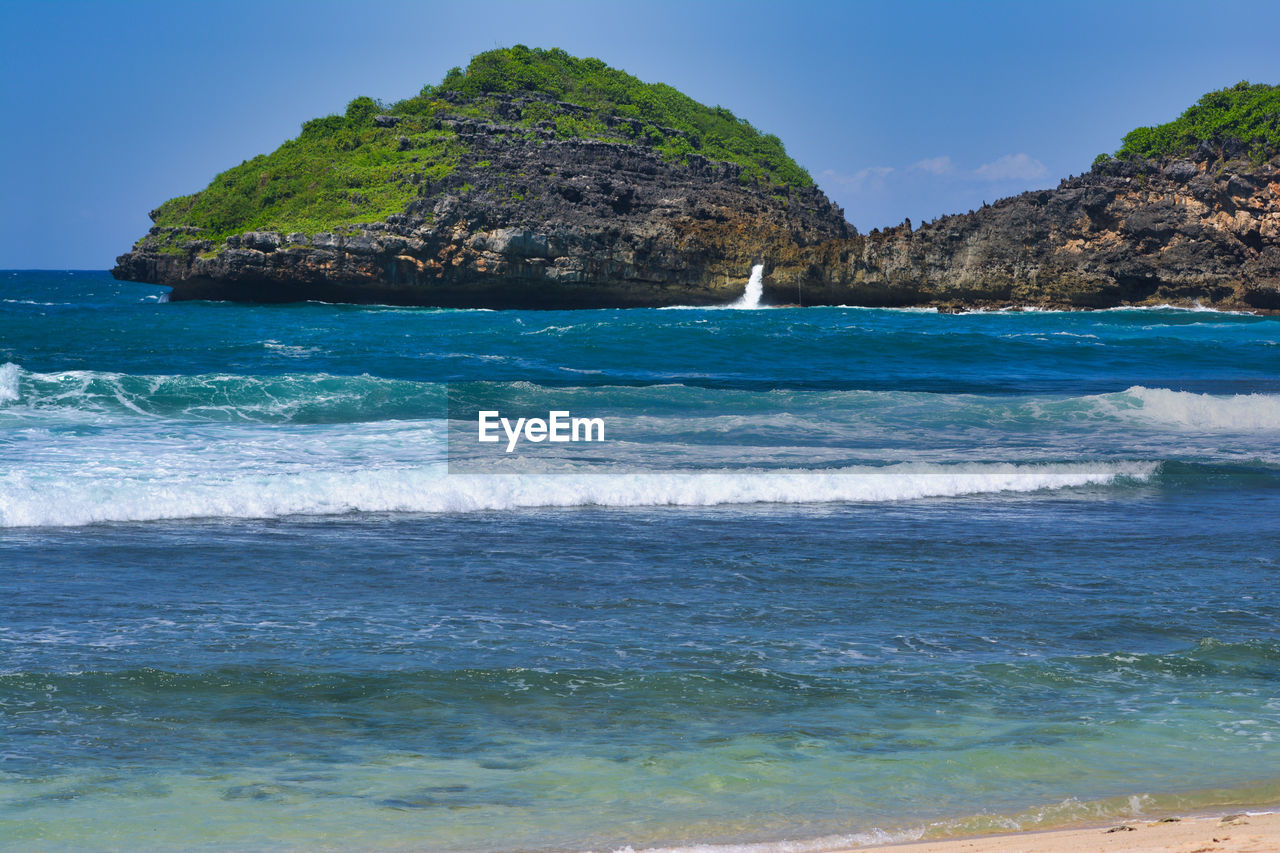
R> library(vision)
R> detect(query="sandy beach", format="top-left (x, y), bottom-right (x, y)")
top-left (842, 812), bottom-right (1280, 853)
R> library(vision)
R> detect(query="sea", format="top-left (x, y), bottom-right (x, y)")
top-left (2, 269), bottom-right (1279, 852)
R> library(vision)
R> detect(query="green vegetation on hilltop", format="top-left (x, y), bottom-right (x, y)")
top-left (147, 46), bottom-right (812, 249)
top-left (1108, 82), bottom-right (1280, 164)
top-left (152, 97), bottom-right (463, 245)
top-left (425, 45), bottom-right (812, 188)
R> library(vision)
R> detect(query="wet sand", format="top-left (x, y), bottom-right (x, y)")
top-left (841, 811), bottom-right (1280, 853)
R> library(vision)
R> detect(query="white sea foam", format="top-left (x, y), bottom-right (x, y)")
top-left (601, 789), bottom-right (1280, 853)
top-left (262, 339), bottom-right (320, 357)
top-left (603, 826), bottom-right (923, 853)
top-left (947, 305), bottom-right (1050, 315)
top-left (950, 303), bottom-right (1256, 315)
top-left (0, 365), bottom-right (444, 424)
top-left (730, 264), bottom-right (765, 309)
top-left (0, 461), bottom-right (1157, 528)
top-left (0, 363), bottom-right (19, 403)
top-left (828, 305), bottom-right (939, 312)
top-left (1100, 302), bottom-right (1258, 315)
top-left (1110, 386), bottom-right (1280, 431)
top-left (660, 265), bottom-right (768, 310)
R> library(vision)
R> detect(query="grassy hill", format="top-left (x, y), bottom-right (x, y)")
top-left (147, 46), bottom-right (813, 250)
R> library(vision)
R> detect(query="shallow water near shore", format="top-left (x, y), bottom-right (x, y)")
top-left (2, 271), bottom-right (1279, 851)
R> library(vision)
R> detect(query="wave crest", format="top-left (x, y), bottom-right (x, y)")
top-left (0, 362), bottom-right (18, 403)
top-left (0, 461), bottom-right (1157, 528)
top-left (1108, 386), bottom-right (1280, 431)
top-left (0, 364), bottom-right (443, 423)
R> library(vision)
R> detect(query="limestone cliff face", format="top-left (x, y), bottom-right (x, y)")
top-left (113, 101), bottom-right (849, 309)
top-left (784, 149), bottom-right (1280, 311)
top-left (114, 114), bottom-right (1280, 311)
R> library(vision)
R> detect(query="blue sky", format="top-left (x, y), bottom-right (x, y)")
top-left (3, 0), bottom-right (1279, 268)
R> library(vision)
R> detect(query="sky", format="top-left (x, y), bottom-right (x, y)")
top-left (2, 0), bottom-right (1280, 269)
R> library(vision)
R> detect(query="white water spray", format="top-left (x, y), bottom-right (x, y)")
top-left (730, 264), bottom-right (764, 309)
top-left (0, 362), bottom-right (19, 403)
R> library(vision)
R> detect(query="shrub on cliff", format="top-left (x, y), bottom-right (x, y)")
top-left (1114, 81), bottom-right (1280, 163)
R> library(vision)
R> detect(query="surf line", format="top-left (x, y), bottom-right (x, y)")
top-left (477, 410), bottom-right (606, 453)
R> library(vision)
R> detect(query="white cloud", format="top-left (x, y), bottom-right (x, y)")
top-left (910, 155), bottom-right (955, 175)
top-left (819, 153), bottom-right (1049, 208)
top-left (973, 153), bottom-right (1047, 181)
top-left (820, 166), bottom-right (895, 192)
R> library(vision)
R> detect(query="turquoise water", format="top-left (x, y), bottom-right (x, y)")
top-left (2, 271), bottom-right (1279, 851)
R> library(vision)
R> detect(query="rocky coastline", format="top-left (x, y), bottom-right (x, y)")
top-left (113, 141), bottom-right (1280, 312)
top-left (112, 66), bottom-right (1280, 312)
top-left (115, 105), bottom-right (849, 309)
top-left (825, 146), bottom-right (1280, 313)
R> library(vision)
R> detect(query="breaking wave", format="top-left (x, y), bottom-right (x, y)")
top-left (0, 363), bottom-right (443, 423)
top-left (0, 461), bottom-right (1157, 528)
top-left (3, 363), bottom-right (1279, 433)
top-left (1101, 386), bottom-right (1280, 431)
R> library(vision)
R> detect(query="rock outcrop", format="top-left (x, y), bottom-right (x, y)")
top-left (114, 104), bottom-right (849, 308)
top-left (811, 149), bottom-right (1280, 311)
top-left (112, 53), bottom-right (1280, 311)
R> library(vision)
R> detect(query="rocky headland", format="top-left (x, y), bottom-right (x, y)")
top-left (113, 51), bottom-right (1280, 311)
top-left (823, 146), bottom-right (1280, 312)
top-left (114, 92), bottom-right (848, 309)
